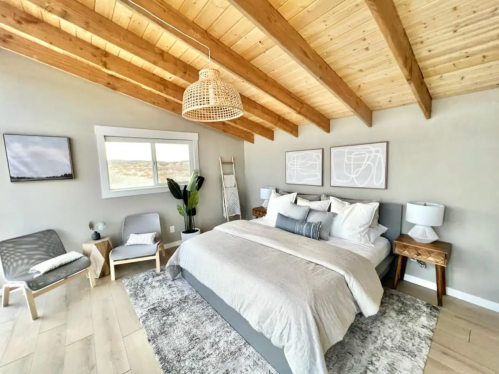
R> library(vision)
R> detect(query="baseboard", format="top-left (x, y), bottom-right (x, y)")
top-left (163, 240), bottom-right (182, 249)
top-left (403, 274), bottom-right (499, 313)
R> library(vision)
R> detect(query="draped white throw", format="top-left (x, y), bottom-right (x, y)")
top-left (29, 251), bottom-right (83, 278)
top-left (167, 220), bottom-right (383, 374)
top-left (222, 174), bottom-right (241, 218)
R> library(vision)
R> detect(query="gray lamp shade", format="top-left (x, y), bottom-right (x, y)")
top-left (406, 202), bottom-right (445, 227)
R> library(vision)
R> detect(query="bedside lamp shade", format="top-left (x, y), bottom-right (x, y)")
top-left (406, 202), bottom-right (445, 243)
top-left (260, 187), bottom-right (275, 208)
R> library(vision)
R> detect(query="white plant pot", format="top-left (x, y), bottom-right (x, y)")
top-left (181, 228), bottom-right (201, 242)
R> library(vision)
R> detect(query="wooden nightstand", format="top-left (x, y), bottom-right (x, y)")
top-left (393, 234), bottom-right (452, 306)
top-left (252, 206), bottom-right (267, 218)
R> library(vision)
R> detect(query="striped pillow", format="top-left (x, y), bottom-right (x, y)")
top-left (275, 213), bottom-right (321, 240)
top-left (125, 232), bottom-right (157, 246)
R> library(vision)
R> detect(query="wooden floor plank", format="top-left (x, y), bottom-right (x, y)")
top-left (92, 297), bottom-right (130, 374)
top-left (65, 278), bottom-right (93, 346)
top-left (470, 328), bottom-right (499, 356)
top-left (0, 354), bottom-right (33, 374)
top-left (433, 328), bottom-right (499, 372)
top-left (123, 329), bottom-right (161, 374)
top-left (0, 295), bottom-right (47, 366)
top-left (63, 335), bottom-right (97, 374)
top-left (39, 285), bottom-right (68, 334)
top-left (109, 280), bottom-right (141, 338)
top-left (428, 342), bottom-right (495, 374)
top-left (436, 312), bottom-right (471, 341)
top-left (30, 324), bottom-right (66, 374)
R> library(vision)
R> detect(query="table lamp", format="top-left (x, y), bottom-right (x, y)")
top-left (260, 187), bottom-right (274, 208)
top-left (406, 202), bottom-right (445, 243)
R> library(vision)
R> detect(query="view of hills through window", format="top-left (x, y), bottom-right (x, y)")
top-left (105, 141), bottom-right (191, 190)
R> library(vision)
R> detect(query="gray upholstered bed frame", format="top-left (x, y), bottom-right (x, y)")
top-left (181, 202), bottom-right (403, 374)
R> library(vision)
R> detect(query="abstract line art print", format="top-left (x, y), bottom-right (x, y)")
top-left (285, 148), bottom-right (323, 186)
top-left (330, 142), bottom-right (388, 189)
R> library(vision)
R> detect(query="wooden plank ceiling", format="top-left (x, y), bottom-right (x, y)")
top-left (0, 0), bottom-right (498, 142)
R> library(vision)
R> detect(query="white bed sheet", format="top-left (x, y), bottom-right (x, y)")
top-left (251, 218), bottom-right (391, 267)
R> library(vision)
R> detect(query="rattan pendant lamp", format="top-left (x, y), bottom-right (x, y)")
top-left (128, 1), bottom-right (243, 123)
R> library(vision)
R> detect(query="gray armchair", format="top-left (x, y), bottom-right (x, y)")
top-left (0, 230), bottom-right (95, 321)
top-left (109, 213), bottom-right (163, 281)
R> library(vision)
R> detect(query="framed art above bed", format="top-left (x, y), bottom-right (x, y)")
top-left (285, 148), bottom-right (323, 187)
top-left (330, 142), bottom-right (388, 189)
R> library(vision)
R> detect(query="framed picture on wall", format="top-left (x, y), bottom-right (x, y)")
top-left (3, 134), bottom-right (75, 182)
top-left (285, 148), bottom-right (323, 186)
top-left (330, 142), bottom-right (388, 189)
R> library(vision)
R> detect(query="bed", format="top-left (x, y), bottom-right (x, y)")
top-left (167, 202), bottom-right (402, 374)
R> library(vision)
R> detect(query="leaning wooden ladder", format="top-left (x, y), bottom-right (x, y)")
top-left (219, 156), bottom-right (242, 222)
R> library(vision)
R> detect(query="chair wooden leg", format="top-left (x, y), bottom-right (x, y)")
top-left (88, 267), bottom-right (96, 288)
top-left (110, 259), bottom-right (116, 281)
top-left (3, 286), bottom-right (12, 307)
top-left (24, 289), bottom-right (38, 321)
top-left (156, 251), bottom-right (161, 273)
top-left (161, 247), bottom-right (165, 257)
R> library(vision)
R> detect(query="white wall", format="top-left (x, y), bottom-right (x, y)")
top-left (0, 50), bottom-right (246, 253)
top-left (244, 88), bottom-right (499, 304)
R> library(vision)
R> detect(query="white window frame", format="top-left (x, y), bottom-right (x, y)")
top-left (95, 126), bottom-right (199, 199)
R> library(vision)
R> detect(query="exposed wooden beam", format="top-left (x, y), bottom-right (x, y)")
top-left (0, 29), bottom-right (254, 142)
top-left (0, 1), bottom-right (272, 140)
top-left (229, 117), bottom-right (274, 141)
top-left (365, 0), bottom-right (432, 119)
top-left (118, 0), bottom-right (330, 132)
top-left (227, 0), bottom-right (373, 127)
top-left (26, 0), bottom-right (298, 137)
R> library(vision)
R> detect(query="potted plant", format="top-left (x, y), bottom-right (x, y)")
top-left (167, 170), bottom-right (205, 242)
top-left (88, 221), bottom-right (105, 240)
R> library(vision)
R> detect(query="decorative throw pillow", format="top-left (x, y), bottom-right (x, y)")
top-left (126, 232), bottom-right (157, 246)
top-left (306, 210), bottom-right (334, 240)
top-left (330, 202), bottom-right (380, 246)
top-left (266, 191), bottom-right (298, 221)
top-left (286, 203), bottom-right (310, 221)
top-left (275, 213), bottom-right (321, 240)
top-left (296, 197), bottom-right (331, 212)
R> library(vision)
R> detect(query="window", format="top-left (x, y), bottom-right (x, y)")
top-left (95, 126), bottom-right (199, 198)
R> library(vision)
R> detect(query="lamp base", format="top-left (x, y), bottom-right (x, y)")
top-left (262, 199), bottom-right (269, 208)
top-left (408, 225), bottom-right (439, 243)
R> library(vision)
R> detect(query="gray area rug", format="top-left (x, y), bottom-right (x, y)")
top-left (123, 268), bottom-right (439, 374)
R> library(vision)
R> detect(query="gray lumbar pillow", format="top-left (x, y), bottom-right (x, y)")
top-left (275, 213), bottom-right (321, 240)
top-left (306, 210), bottom-right (334, 240)
top-left (286, 202), bottom-right (310, 221)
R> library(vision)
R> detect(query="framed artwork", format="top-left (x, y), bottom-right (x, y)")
top-left (330, 142), bottom-right (388, 189)
top-left (285, 148), bottom-right (323, 186)
top-left (3, 134), bottom-right (74, 182)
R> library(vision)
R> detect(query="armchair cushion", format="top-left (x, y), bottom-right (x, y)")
top-left (110, 244), bottom-right (159, 261)
top-left (6, 257), bottom-right (90, 291)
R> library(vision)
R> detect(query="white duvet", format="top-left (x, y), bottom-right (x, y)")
top-left (167, 220), bottom-right (383, 374)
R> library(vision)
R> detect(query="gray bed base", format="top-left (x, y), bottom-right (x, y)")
top-left (181, 203), bottom-right (403, 374)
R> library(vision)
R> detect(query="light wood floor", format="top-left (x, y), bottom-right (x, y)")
top-left (0, 251), bottom-right (497, 374)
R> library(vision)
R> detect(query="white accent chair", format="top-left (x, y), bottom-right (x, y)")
top-left (109, 213), bottom-right (164, 281)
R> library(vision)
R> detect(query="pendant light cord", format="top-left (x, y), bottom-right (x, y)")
top-left (125, 0), bottom-right (212, 69)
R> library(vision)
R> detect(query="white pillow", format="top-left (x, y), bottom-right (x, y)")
top-left (330, 201), bottom-right (380, 246)
top-left (296, 197), bottom-right (330, 212)
top-left (266, 191), bottom-right (297, 221)
top-left (329, 196), bottom-right (348, 213)
top-left (126, 232), bottom-right (157, 246)
top-left (368, 224), bottom-right (388, 244)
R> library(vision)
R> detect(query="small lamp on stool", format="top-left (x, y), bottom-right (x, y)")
top-left (260, 187), bottom-right (274, 208)
top-left (406, 202), bottom-right (445, 243)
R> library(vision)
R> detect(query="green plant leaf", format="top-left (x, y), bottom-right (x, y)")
top-left (176, 204), bottom-right (187, 217)
top-left (187, 190), bottom-right (199, 210)
top-left (187, 170), bottom-right (199, 192)
top-left (167, 178), bottom-right (182, 200)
